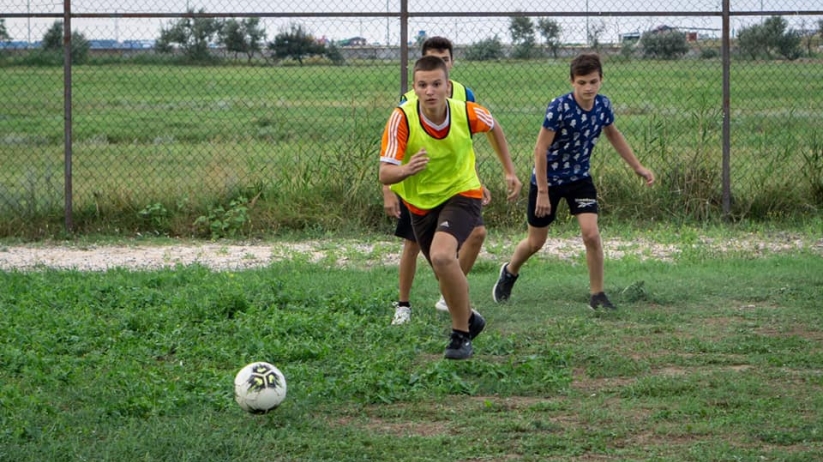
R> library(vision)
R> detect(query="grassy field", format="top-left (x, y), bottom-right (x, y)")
top-left (1, 223), bottom-right (822, 461)
top-left (0, 59), bottom-right (821, 237)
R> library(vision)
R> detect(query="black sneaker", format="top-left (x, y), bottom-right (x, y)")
top-left (468, 310), bottom-right (485, 340)
top-left (492, 263), bottom-right (518, 303)
top-left (589, 292), bottom-right (617, 311)
top-left (444, 332), bottom-right (473, 360)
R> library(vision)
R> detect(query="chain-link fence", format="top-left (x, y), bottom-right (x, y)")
top-left (1, 1), bottom-right (822, 237)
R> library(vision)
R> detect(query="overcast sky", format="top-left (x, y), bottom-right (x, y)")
top-left (3, 1), bottom-right (821, 44)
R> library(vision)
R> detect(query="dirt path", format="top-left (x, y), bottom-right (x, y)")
top-left (1, 233), bottom-right (820, 272)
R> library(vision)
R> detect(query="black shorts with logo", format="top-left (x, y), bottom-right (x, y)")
top-left (527, 176), bottom-right (599, 228)
top-left (394, 194), bottom-right (483, 242)
top-left (409, 195), bottom-right (482, 262)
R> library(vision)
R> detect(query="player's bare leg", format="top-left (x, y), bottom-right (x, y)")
top-left (398, 238), bottom-right (420, 302)
top-left (429, 232), bottom-right (470, 331)
top-left (458, 225), bottom-right (486, 275)
top-left (493, 225), bottom-right (548, 303)
top-left (577, 213), bottom-right (603, 294)
top-left (391, 238), bottom-right (420, 325)
top-left (436, 225), bottom-right (486, 311)
top-left (577, 213), bottom-right (614, 310)
top-left (507, 225), bottom-right (549, 275)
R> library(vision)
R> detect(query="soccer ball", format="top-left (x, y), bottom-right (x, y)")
top-left (234, 361), bottom-right (287, 414)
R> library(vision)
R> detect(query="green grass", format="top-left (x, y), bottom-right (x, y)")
top-left (0, 59), bottom-right (822, 238)
top-left (1, 225), bottom-right (822, 461)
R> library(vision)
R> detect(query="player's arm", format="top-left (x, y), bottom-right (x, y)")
top-left (379, 151), bottom-right (429, 185)
top-left (533, 127), bottom-right (555, 217)
top-left (603, 124), bottom-right (655, 186)
top-left (379, 108), bottom-right (429, 185)
top-left (382, 185), bottom-right (400, 218)
top-left (482, 117), bottom-right (522, 201)
top-left (478, 165), bottom-right (491, 206)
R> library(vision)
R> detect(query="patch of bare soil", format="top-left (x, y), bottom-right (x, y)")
top-left (0, 234), bottom-right (820, 272)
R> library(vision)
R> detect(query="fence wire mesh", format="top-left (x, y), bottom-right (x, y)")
top-left (1, 1), bottom-right (822, 236)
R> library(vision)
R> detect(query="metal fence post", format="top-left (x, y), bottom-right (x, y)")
top-left (721, 0), bottom-right (731, 220)
top-left (63, 0), bottom-right (74, 232)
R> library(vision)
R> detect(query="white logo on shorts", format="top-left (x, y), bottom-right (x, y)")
top-left (575, 198), bottom-right (597, 208)
top-left (439, 221), bottom-right (450, 228)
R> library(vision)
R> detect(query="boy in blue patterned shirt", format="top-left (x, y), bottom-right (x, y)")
top-left (493, 53), bottom-right (655, 310)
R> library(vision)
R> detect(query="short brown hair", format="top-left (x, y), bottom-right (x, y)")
top-left (413, 55), bottom-right (449, 80)
top-left (421, 36), bottom-right (454, 59)
top-left (569, 53), bottom-right (603, 80)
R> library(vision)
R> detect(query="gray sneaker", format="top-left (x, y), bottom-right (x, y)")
top-left (444, 332), bottom-right (473, 360)
top-left (468, 310), bottom-right (485, 340)
top-left (492, 263), bottom-right (518, 303)
top-left (589, 292), bottom-right (617, 311)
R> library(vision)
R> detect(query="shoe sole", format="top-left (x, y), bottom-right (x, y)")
top-left (492, 263), bottom-right (509, 303)
top-left (444, 348), bottom-right (473, 360)
top-left (434, 300), bottom-right (449, 312)
top-left (588, 302), bottom-right (617, 311)
top-left (469, 310), bottom-right (485, 340)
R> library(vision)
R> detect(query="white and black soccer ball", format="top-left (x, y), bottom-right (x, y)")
top-left (234, 361), bottom-right (287, 414)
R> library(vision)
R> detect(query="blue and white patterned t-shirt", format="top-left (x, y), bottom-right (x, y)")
top-left (531, 92), bottom-right (615, 186)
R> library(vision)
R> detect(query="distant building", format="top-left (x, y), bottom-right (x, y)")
top-left (338, 36), bottom-right (367, 47)
top-left (121, 40), bottom-right (155, 49)
top-left (630, 25), bottom-right (704, 42)
top-left (621, 31), bottom-right (641, 43)
top-left (89, 39), bottom-right (119, 49)
top-left (0, 41), bottom-right (35, 49)
top-left (650, 25), bottom-right (677, 34)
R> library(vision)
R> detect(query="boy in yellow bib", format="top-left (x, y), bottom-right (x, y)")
top-left (378, 55), bottom-right (522, 359)
top-left (385, 36), bottom-right (487, 325)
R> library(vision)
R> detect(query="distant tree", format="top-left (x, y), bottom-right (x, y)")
top-left (325, 41), bottom-right (345, 66)
top-left (464, 35), bottom-right (504, 61)
top-left (267, 23), bottom-right (325, 65)
top-left (797, 19), bottom-right (815, 57)
top-left (587, 20), bottom-right (606, 51)
top-left (0, 19), bottom-right (10, 42)
top-left (536, 17), bottom-right (562, 58)
top-left (765, 16), bottom-right (801, 60)
top-left (42, 21), bottom-right (91, 63)
top-left (509, 15), bottom-right (536, 59)
top-left (220, 17), bottom-right (266, 63)
top-left (736, 23), bottom-right (767, 59)
top-left (737, 16), bottom-right (801, 60)
top-left (155, 9), bottom-right (223, 62)
top-left (641, 29), bottom-right (689, 59)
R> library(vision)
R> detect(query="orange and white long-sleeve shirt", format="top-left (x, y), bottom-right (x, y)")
top-left (380, 99), bottom-right (495, 214)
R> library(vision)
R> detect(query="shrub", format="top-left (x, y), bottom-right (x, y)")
top-left (641, 29), bottom-right (689, 60)
top-left (465, 36), bottom-right (504, 61)
top-left (42, 21), bottom-right (91, 64)
top-left (737, 16), bottom-right (802, 60)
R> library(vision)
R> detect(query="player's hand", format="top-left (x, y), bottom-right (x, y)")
top-left (636, 167), bottom-right (655, 186)
top-left (481, 185), bottom-right (492, 206)
top-left (534, 190), bottom-right (551, 217)
top-left (504, 174), bottom-right (522, 202)
top-left (403, 148), bottom-right (429, 178)
top-left (382, 188), bottom-right (400, 218)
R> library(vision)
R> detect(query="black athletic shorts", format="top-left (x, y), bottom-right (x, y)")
top-left (410, 195), bottom-right (482, 262)
top-left (394, 193), bottom-right (483, 242)
top-left (527, 177), bottom-right (599, 228)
